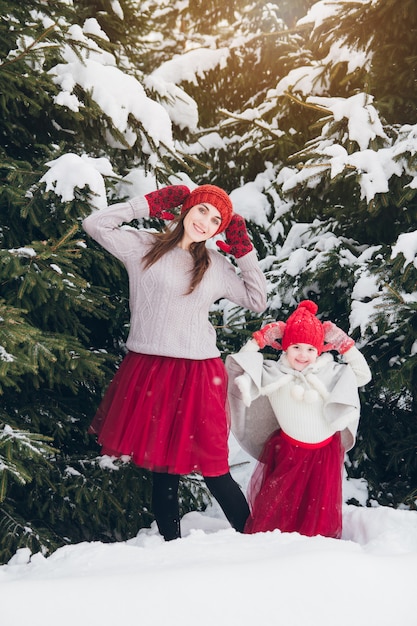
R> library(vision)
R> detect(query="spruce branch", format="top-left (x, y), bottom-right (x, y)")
top-left (283, 90), bottom-right (331, 114)
top-left (0, 25), bottom-right (58, 69)
top-left (218, 108), bottom-right (284, 139)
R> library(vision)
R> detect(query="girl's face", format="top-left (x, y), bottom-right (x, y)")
top-left (181, 203), bottom-right (222, 248)
top-left (286, 343), bottom-right (318, 371)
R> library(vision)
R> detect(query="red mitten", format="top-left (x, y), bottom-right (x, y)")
top-left (145, 185), bottom-right (190, 220)
top-left (216, 214), bottom-right (253, 258)
top-left (252, 321), bottom-right (286, 350)
top-left (323, 321), bottom-right (355, 354)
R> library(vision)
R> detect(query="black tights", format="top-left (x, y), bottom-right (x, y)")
top-left (151, 471), bottom-right (250, 541)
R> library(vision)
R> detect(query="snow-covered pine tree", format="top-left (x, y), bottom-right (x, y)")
top-left (0, 0), bottom-right (204, 563)
top-left (2, 0), bottom-right (416, 565)
top-left (215, 0), bottom-right (417, 507)
top-left (154, 0), bottom-right (417, 508)
top-left (264, 0), bottom-right (417, 508)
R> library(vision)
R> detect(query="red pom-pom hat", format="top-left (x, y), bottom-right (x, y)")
top-left (281, 300), bottom-right (325, 355)
top-left (181, 184), bottom-right (233, 233)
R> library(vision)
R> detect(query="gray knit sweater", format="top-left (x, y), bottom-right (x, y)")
top-left (82, 196), bottom-right (267, 360)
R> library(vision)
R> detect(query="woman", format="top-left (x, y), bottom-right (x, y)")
top-left (83, 183), bottom-right (267, 540)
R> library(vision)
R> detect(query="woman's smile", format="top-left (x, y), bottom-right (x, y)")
top-left (180, 202), bottom-right (222, 249)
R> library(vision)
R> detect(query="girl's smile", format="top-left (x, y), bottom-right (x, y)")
top-left (285, 343), bottom-right (318, 371)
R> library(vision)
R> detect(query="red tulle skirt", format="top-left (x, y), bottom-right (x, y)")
top-left (89, 352), bottom-right (230, 477)
top-left (245, 430), bottom-right (344, 538)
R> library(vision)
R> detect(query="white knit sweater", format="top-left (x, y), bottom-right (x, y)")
top-left (226, 344), bottom-right (372, 456)
top-left (256, 349), bottom-right (371, 443)
top-left (82, 196), bottom-right (267, 360)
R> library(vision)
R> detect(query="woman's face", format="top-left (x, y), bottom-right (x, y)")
top-left (181, 203), bottom-right (222, 248)
top-left (286, 343), bottom-right (318, 371)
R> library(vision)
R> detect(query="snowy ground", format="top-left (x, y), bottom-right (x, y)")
top-left (2, 439), bottom-right (417, 626)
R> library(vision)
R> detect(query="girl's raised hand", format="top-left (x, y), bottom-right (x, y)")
top-left (323, 321), bottom-right (355, 354)
top-left (252, 321), bottom-right (286, 350)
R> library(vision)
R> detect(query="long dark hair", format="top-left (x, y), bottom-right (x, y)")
top-left (142, 211), bottom-right (211, 294)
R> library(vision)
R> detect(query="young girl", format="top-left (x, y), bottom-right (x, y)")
top-left (82, 183), bottom-right (267, 540)
top-left (225, 300), bottom-right (371, 538)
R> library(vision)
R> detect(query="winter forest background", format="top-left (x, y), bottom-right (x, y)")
top-left (0, 0), bottom-right (416, 564)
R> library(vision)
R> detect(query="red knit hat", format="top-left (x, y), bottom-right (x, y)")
top-left (181, 184), bottom-right (233, 233)
top-left (281, 300), bottom-right (325, 355)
